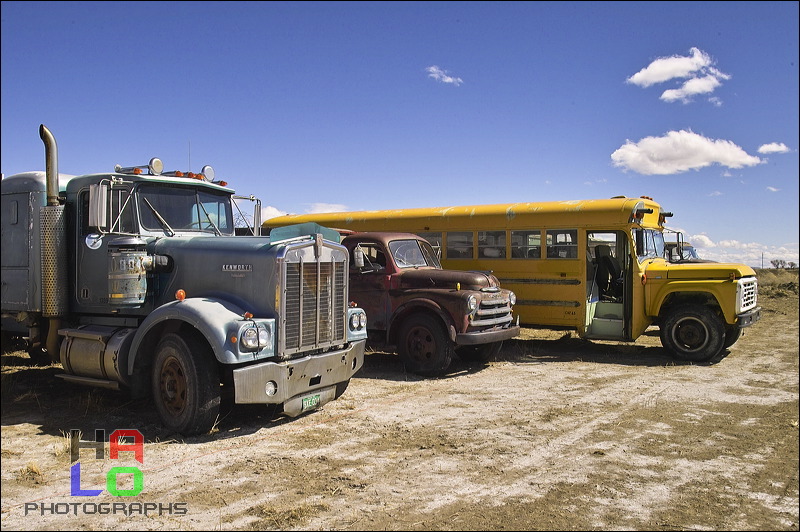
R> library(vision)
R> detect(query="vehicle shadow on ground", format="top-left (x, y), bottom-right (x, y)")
top-left (1, 355), bottom-right (331, 444)
top-left (357, 336), bottom-right (730, 382)
top-left (499, 335), bottom-right (730, 367)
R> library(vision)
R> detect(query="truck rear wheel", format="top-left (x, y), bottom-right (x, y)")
top-left (152, 332), bottom-right (220, 435)
top-left (397, 315), bottom-right (453, 377)
top-left (456, 341), bottom-right (503, 363)
top-left (660, 305), bottom-right (725, 362)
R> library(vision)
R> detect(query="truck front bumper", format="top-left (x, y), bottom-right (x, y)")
top-left (737, 307), bottom-right (761, 328)
top-left (232, 339), bottom-right (366, 415)
top-left (456, 325), bottom-right (520, 346)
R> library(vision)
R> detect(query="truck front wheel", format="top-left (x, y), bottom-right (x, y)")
top-left (397, 315), bottom-right (454, 377)
top-left (660, 305), bottom-right (725, 362)
top-left (152, 332), bottom-right (220, 435)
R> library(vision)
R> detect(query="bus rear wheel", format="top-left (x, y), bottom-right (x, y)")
top-left (660, 305), bottom-right (725, 362)
top-left (397, 315), bottom-right (453, 377)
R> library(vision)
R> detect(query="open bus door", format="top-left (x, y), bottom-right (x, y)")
top-left (585, 230), bottom-right (632, 340)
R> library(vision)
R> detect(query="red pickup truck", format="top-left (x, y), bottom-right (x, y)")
top-left (341, 232), bottom-right (520, 376)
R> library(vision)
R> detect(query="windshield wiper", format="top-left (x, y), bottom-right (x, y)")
top-left (198, 202), bottom-right (222, 235)
top-left (143, 198), bottom-right (175, 237)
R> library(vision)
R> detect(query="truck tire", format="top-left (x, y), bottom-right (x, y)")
top-left (723, 324), bottom-right (742, 349)
top-left (397, 315), bottom-right (454, 377)
top-left (456, 341), bottom-right (503, 363)
top-left (152, 332), bottom-right (220, 435)
top-left (660, 305), bottom-right (725, 362)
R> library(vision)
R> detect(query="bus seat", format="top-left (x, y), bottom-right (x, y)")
top-left (528, 248), bottom-right (540, 259)
top-left (595, 244), bottom-right (622, 298)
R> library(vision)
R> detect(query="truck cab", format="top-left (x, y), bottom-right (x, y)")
top-left (340, 232), bottom-right (520, 376)
top-left (1, 125), bottom-right (368, 435)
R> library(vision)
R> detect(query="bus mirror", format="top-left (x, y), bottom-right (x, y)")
top-left (354, 246), bottom-right (365, 268)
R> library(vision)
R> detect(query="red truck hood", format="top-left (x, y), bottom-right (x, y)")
top-left (398, 268), bottom-right (498, 291)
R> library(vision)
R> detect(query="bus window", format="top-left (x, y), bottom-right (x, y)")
top-left (478, 231), bottom-right (506, 258)
top-left (417, 232), bottom-right (443, 259)
top-left (546, 229), bottom-right (578, 259)
top-left (446, 231), bottom-right (473, 259)
top-left (511, 230), bottom-right (541, 259)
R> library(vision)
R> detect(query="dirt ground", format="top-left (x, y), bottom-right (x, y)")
top-left (1, 272), bottom-right (798, 531)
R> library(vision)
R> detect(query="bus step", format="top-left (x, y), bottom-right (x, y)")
top-left (590, 317), bottom-right (623, 337)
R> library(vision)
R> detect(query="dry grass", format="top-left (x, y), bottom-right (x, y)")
top-left (755, 268), bottom-right (799, 298)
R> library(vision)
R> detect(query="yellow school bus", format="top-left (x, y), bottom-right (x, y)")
top-left (264, 196), bottom-right (761, 362)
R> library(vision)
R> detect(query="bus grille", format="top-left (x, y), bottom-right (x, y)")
top-left (284, 260), bottom-right (346, 355)
top-left (737, 277), bottom-right (758, 313)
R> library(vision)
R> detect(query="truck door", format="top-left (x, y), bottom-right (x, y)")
top-left (348, 242), bottom-right (390, 330)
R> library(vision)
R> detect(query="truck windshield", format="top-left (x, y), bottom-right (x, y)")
top-left (635, 228), bottom-right (665, 261)
top-left (389, 239), bottom-right (441, 269)
top-left (137, 185), bottom-right (234, 235)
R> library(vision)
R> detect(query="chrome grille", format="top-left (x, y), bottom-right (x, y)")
top-left (472, 294), bottom-right (514, 327)
top-left (284, 259), bottom-right (346, 355)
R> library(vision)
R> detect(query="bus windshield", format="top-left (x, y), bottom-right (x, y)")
top-left (635, 228), bottom-right (665, 261)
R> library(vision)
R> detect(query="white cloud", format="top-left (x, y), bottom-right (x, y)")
top-left (626, 47), bottom-right (730, 104)
top-left (758, 142), bottom-right (791, 154)
top-left (660, 73), bottom-right (727, 103)
top-left (260, 205), bottom-right (286, 220)
top-left (627, 47), bottom-right (712, 87)
top-left (610, 130), bottom-right (762, 175)
top-left (305, 203), bottom-right (348, 214)
top-left (766, 186), bottom-right (780, 192)
top-left (687, 233), bottom-right (799, 267)
top-left (426, 65), bottom-right (463, 86)
top-left (708, 191), bottom-right (723, 196)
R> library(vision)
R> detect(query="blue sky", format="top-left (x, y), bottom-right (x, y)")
top-left (2, 1), bottom-right (798, 268)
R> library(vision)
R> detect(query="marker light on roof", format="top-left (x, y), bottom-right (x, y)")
top-left (114, 157), bottom-right (163, 175)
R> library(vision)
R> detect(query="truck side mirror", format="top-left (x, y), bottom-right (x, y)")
top-left (88, 184), bottom-right (108, 229)
top-left (354, 246), bottom-right (365, 268)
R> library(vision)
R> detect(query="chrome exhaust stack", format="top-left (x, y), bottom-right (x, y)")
top-left (39, 124), bottom-right (67, 358)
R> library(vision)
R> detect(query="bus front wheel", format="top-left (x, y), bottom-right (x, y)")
top-left (723, 324), bottom-right (742, 348)
top-left (397, 315), bottom-right (454, 377)
top-left (660, 305), bottom-right (725, 362)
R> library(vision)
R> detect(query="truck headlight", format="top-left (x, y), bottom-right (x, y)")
top-left (467, 294), bottom-right (478, 312)
top-left (509, 291), bottom-right (517, 306)
top-left (241, 325), bottom-right (271, 350)
top-left (350, 311), bottom-right (366, 330)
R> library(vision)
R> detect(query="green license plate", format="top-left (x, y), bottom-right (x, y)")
top-left (301, 393), bottom-right (321, 412)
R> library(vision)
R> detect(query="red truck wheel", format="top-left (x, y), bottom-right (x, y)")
top-left (397, 315), bottom-right (454, 377)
